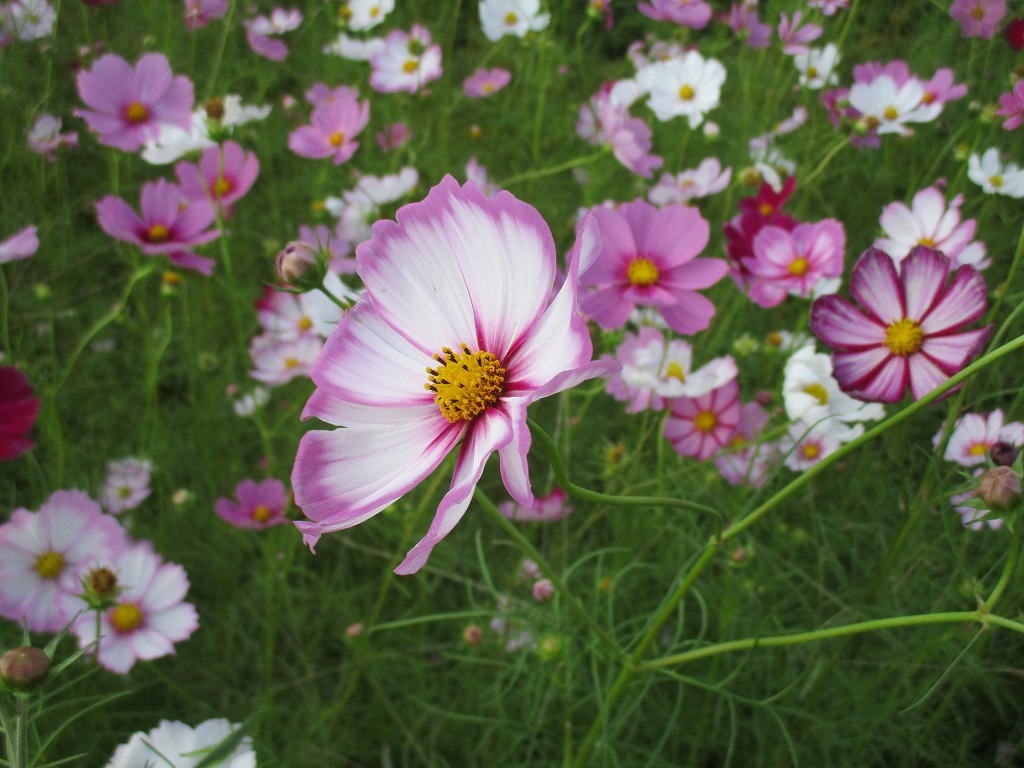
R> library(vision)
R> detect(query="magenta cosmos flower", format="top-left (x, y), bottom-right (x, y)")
top-left (215, 478), bottom-right (290, 529)
top-left (950, 0), bottom-right (1006, 38)
top-left (96, 178), bottom-right (219, 274)
top-left (464, 67), bottom-right (511, 98)
top-left (0, 367), bottom-right (39, 460)
top-left (75, 53), bottom-right (194, 152)
top-left (292, 176), bottom-right (615, 574)
top-left (175, 141), bottom-right (259, 213)
top-left (578, 199), bottom-right (728, 334)
top-left (288, 94), bottom-right (370, 166)
top-left (809, 246), bottom-right (992, 403)
top-left (663, 378), bottom-right (741, 460)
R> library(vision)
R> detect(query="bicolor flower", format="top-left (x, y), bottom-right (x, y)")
top-left (369, 24), bottom-right (442, 94)
top-left (215, 478), bottom-right (290, 529)
top-left (291, 176), bottom-right (616, 574)
top-left (499, 488), bottom-right (573, 522)
top-left (663, 379), bottom-right (741, 461)
top-left (809, 246), bottom-right (992, 403)
top-left (875, 185), bottom-right (987, 270)
top-left (288, 92), bottom-right (370, 166)
top-left (27, 114), bottom-right (78, 161)
top-left (102, 457), bottom-right (153, 514)
top-left (937, 410), bottom-right (1024, 467)
top-left (648, 157), bottom-right (731, 205)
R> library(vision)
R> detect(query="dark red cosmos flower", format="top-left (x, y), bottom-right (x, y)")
top-left (1006, 18), bottom-right (1024, 50)
top-left (0, 367), bottom-right (40, 460)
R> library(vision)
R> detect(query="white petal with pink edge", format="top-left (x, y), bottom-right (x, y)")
top-left (849, 249), bottom-right (905, 324)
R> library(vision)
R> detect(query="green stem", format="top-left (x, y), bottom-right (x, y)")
top-left (476, 489), bottom-right (624, 659)
top-left (527, 419), bottom-right (721, 518)
top-left (985, 214), bottom-right (1024, 329)
top-left (980, 533), bottom-right (1020, 613)
top-left (316, 283), bottom-right (352, 311)
top-left (204, 0), bottom-right (237, 98)
top-left (800, 135), bottom-right (849, 187)
top-left (637, 610), bottom-right (1024, 672)
top-left (497, 150), bottom-right (608, 189)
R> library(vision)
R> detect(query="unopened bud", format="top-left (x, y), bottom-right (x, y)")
top-left (204, 98), bottom-right (225, 122)
top-left (275, 241), bottom-right (324, 291)
top-left (702, 121), bottom-right (720, 140)
top-left (532, 578), bottom-right (554, 602)
top-left (990, 441), bottom-right (1021, 468)
top-left (0, 646), bottom-right (50, 691)
top-left (462, 624), bottom-right (482, 645)
top-left (978, 466), bottom-right (1022, 510)
top-left (345, 622), bottom-right (365, 638)
top-left (536, 634), bottom-right (564, 660)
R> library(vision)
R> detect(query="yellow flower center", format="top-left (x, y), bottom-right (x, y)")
top-left (402, 59), bottom-right (418, 74)
top-left (483, 83), bottom-right (494, 93)
top-left (788, 257), bottom-right (809, 276)
top-left (800, 442), bottom-right (821, 460)
top-left (370, 6), bottom-right (380, 17)
top-left (884, 318), bottom-right (924, 356)
top-left (664, 362), bottom-right (686, 382)
top-left (627, 258), bottom-right (659, 286)
top-left (969, 443), bottom-right (990, 456)
top-left (426, 344), bottom-right (505, 423)
top-left (807, 66), bottom-right (819, 79)
top-left (971, 6), bottom-right (985, 19)
top-left (124, 102), bottom-right (149, 124)
top-left (759, 202), bottom-right (774, 216)
top-left (766, 332), bottom-right (782, 347)
top-left (921, 92), bottom-right (936, 104)
top-left (730, 434), bottom-right (747, 448)
top-left (118, 485), bottom-right (132, 499)
top-left (251, 504), bottom-right (273, 523)
top-left (918, 236), bottom-right (935, 247)
top-left (214, 177), bottom-right (233, 196)
top-left (284, 357), bottom-right (300, 369)
top-left (109, 603), bottom-right (143, 633)
top-left (694, 411), bottom-right (717, 432)
top-left (35, 551), bottom-right (64, 580)
top-left (990, 174), bottom-right (1003, 188)
top-left (329, 131), bottom-right (345, 148)
top-left (505, 11), bottom-right (518, 24)
top-left (883, 105), bottom-right (898, 121)
top-left (803, 383), bottom-right (829, 405)
top-left (678, 84), bottom-right (695, 101)
top-left (147, 224), bottom-right (170, 243)
top-left (298, 316), bottom-right (314, 331)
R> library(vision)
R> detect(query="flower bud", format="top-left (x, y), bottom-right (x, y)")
top-left (462, 624), bottom-right (482, 645)
top-left (0, 646), bottom-right (50, 691)
top-left (978, 466), bottom-right (1022, 510)
top-left (532, 579), bottom-right (554, 602)
top-left (535, 634), bottom-right (564, 661)
top-left (204, 98), bottom-right (225, 122)
top-left (702, 121), bottom-right (720, 140)
top-left (275, 241), bottom-right (325, 291)
top-left (990, 441), bottom-right (1021, 468)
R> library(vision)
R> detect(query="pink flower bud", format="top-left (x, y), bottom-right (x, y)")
top-left (275, 241), bottom-right (322, 289)
top-left (532, 578), bottom-right (554, 601)
top-left (0, 646), bottom-right (50, 691)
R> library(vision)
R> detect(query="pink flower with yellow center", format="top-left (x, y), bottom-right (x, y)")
top-left (809, 246), bottom-right (992, 403)
top-left (175, 141), bottom-right (259, 213)
top-left (291, 176), bottom-right (615, 574)
top-left (288, 92), bottom-right (370, 166)
top-left (215, 478), bottom-right (290, 529)
top-left (663, 379), bottom-right (741, 460)
top-left (939, 410), bottom-right (1024, 467)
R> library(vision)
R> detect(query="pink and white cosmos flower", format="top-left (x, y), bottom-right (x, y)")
top-left (175, 141), bottom-right (260, 214)
top-left (637, 0), bottom-right (712, 29)
top-left (874, 186), bottom-right (987, 270)
top-left (576, 82), bottom-right (663, 179)
top-left (809, 246), bottom-right (992, 403)
top-left (648, 157), bottom-right (731, 205)
top-left (742, 219), bottom-right (846, 307)
top-left (75, 53), bottom-right (194, 153)
top-left (464, 67), bottom-right (512, 98)
top-left (288, 92), bottom-right (370, 166)
top-left (996, 80), bottom-right (1024, 129)
top-left (578, 199), bottom-right (728, 334)
top-left (663, 379), bottom-right (741, 461)
top-left (291, 176), bottom-right (616, 574)
top-left (369, 24), bottom-right (442, 95)
top-left (938, 410), bottom-right (1024, 467)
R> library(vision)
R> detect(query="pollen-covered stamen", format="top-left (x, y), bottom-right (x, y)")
top-left (884, 317), bottom-right (924, 356)
top-left (882, 105), bottom-right (898, 121)
top-left (425, 344), bottom-right (506, 424)
top-left (694, 411), bottom-right (717, 432)
top-left (969, 443), bottom-right (990, 456)
top-left (35, 551), bottom-right (64, 580)
top-left (504, 11), bottom-right (518, 24)
top-left (664, 362), bottom-right (686, 382)
top-left (214, 177), bottom-right (233, 196)
top-left (678, 84), bottom-right (695, 101)
top-left (627, 257), bottom-right (659, 286)
top-left (109, 603), bottom-right (143, 633)
top-left (252, 504), bottom-right (272, 523)
top-left (298, 316), bottom-right (314, 331)
top-left (990, 174), bottom-right (1004, 189)
top-left (124, 102), bottom-right (149, 124)
top-left (146, 224), bottom-right (170, 243)
top-left (918, 236), bottom-right (935, 246)
top-left (329, 131), bottom-right (346, 148)
top-left (800, 442), bottom-right (821, 460)
top-left (803, 383), bottom-right (829, 405)
top-left (788, 256), bottom-right (809, 276)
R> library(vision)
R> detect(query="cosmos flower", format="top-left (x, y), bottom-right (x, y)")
top-left (793, 44), bottom-right (839, 90)
top-left (27, 114), bottom-right (78, 161)
top-left (291, 176), bottom-right (615, 574)
top-left (874, 185), bottom-right (987, 270)
top-left (637, 0), bottom-right (712, 29)
top-left (0, 367), bottom-right (39, 460)
top-left (464, 67), bottom-right (512, 98)
top-left (499, 488), bottom-right (573, 522)
top-left (576, 81), bottom-right (663, 178)
top-left (950, 0), bottom-right (1006, 38)
top-left (809, 246), bottom-right (992, 403)
top-left (183, 0), bottom-right (228, 30)
top-left (995, 81), bottom-right (1024, 129)
top-left (479, 0), bottom-right (550, 41)
top-left (0, 226), bottom-right (39, 263)
top-left (103, 719), bottom-right (256, 768)
top-left (101, 457), bottom-right (153, 514)
top-left (741, 218), bottom-right (846, 307)
top-left (967, 148), bottom-right (1024, 197)
top-left (648, 158), bottom-right (731, 206)
top-left (175, 141), bottom-right (259, 214)
top-left (777, 11), bottom-right (822, 55)
top-left (369, 24), bottom-right (443, 94)
top-left (344, 0), bottom-right (394, 31)
top-left (782, 345), bottom-right (885, 432)
top-left (638, 51), bottom-right (727, 127)
top-left (75, 53), bottom-right (194, 152)
top-left (288, 92), bottom-right (370, 166)
top-left (937, 410), bottom-right (1024, 467)
top-left (663, 379), bottom-right (741, 461)
top-left (215, 478), bottom-right (290, 529)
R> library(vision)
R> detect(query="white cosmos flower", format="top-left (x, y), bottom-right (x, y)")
top-left (346, 0), bottom-right (394, 31)
top-left (479, 0), bottom-right (550, 41)
top-left (968, 148), bottom-right (1024, 198)
top-left (848, 76), bottom-right (931, 136)
top-left (104, 719), bottom-right (255, 768)
top-left (782, 345), bottom-right (885, 435)
top-left (638, 51), bottom-right (727, 127)
top-left (793, 44), bottom-right (839, 90)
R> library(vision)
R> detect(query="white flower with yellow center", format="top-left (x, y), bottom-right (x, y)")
top-left (783, 345), bottom-right (885, 436)
top-left (479, 0), bottom-right (550, 41)
top-left (638, 51), bottom-right (727, 127)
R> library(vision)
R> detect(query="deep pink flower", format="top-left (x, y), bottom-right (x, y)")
top-left (950, 0), bottom-right (1006, 38)
top-left (291, 176), bottom-right (616, 574)
top-left (288, 94), bottom-right (370, 166)
top-left (0, 367), bottom-right (39, 460)
top-left (724, 177), bottom-right (800, 297)
top-left (809, 247), bottom-right (992, 403)
top-left (184, 0), bottom-right (228, 30)
top-left (0, 225), bottom-right (38, 263)
top-left (663, 379), bottom-right (741, 460)
top-left (216, 478), bottom-right (290, 529)
top-left (726, 2), bottom-right (771, 48)
top-left (996, 80), bottom-right (1024, 129)
top-left (175, 141), bottom-right (259, 214)
top-left (96, 178), bottom-right (219, 274)
top-left (75, 53), bottom-right (194, 152)
top-left (579, 200), bottom-right (727, 334)
top-left (777, 11), bottom-right (821, 55)
top-left (464, 67), bottom-right (512, 98)
top-left (638, 0), bottom-right (711, 29)
top-left (741, 219), bottom-right (845, 307)
top-left (1006, 17), bottom-right (1024, 48)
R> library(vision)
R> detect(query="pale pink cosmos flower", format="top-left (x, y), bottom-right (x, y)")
top-left (726, 2), bottom-right (771, 48)
top-left (0, 490), bottom-right (128, 633)
top-left (995, 80), bottom-right (1024, 129)
top-left (102, 457), bottom-right (153, 513)
top-left (808, 0), bottom-right (849, 14)
top-left (741, 219), bottom-right (846, 308)
top-left (245, 7), bottom-right (302, 60)
top-left (255, 273), bottom-right (353, 341)
top-left (7, 0), bottom-right (55, 41)
top-left (288, 92), bottom-right (370, 166)
top-left (215, 478), bottom-right (290, 529)
top-left (638, 0), bottom-right (712, 29)
top-left (183, 0), bottom-right (228, 30)
top-left (175, 141), bottom-right (259, 216)
top-left (664, 379), bottom-right (741, 461)
top-left (937, 410), bottom-right (1024, 467)
top-left (777, 11), bottom-right (821, 55)
top-left (950, 0), bottom-right (1006, 38)
top-left (499, 488), bottom-right (573, 522)
top-left (714, 402), bottom-right (776, 487)
top-left (304, 83), bottom-right (360, 108)
top-left (27, 114), bottom-right (78, 161)
top-left (369, 24), bottom-right (442, 94)
top-left (809, 246), bottom-right (992, 403)
top-left (377, 122), bottom-right (410, 152)
top-left (72, 542), bottom-right (198, 674)
top-left (464, 67), bottom-right (512, 98)
top-left (875, 186), bottom-right (988, 270)
top-left (345, 0), bottom-right (394, 31)
top-left (291, 176), bottom-right (616, 574)
top-left (96, 178), bottom-right (219, 274)
top-left (249, 333), bottom-right (324, 386)
top-left (780, 420), bottom-right (845, 471)
top-left (479, 0), bottom-right (550, 41)
top-left (75, 53), bottom-right (194, 152)
top-left (576, 82), bottom-right (663, 178)
top-left (648, 157), bottom-right (731, 205)
top-left (793, 44), bottom-right (840, 90)
top-left (326, 167), bottom-right (420, 246)
top-left (579, 199), bottom-right (728, 334)
top-left (0, 225), bottom-right (39, 263)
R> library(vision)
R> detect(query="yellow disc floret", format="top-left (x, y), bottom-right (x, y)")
top-left (35, 551), bottom-right (64, 580)
top-left (803, 383), bottom-right (829, 405)
top-left (678, 84), bottom-right (695, 101)
top-left (664, 362), bottom-right (686, 382)
top-left (147, 224), bottom-right (170, 243)
top-left (694, 411), bottom-right (717, 432)
top-left (627, 258), bottom-right (659, 286)
top-left (788, 257), bottom-right (809, 276)
top-left (329, 131), bottom-right (345, 148)
top-left (884, 318), bottom-right (924, 356)
top-left (110, 603), bottom-right (144, 633)
top-left (426, 345), bottom-right (506, 424)
top-left (124, 102), bottom-right (149, 124)
top-left (252, 504), bottom-right (272, 523)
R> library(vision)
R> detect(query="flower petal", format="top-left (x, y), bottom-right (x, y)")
top-left (919, 264), bottom-right (988, 335)
top-left (900, 246), bottom-right (949, 321)
top-left (849, 248), bottom-right (904, 324)
top-left (810, 295), bottom-right (886, 350)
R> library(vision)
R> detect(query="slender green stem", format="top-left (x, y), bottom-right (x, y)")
top-left (527, 419), bottom-right (722, 518)
top-left (980, 533), bottom-right (1020, 613)
top-left (800, 136), bottom-right (849, 187)
top-left (0, 702), bottom-right (20, 768)
top-left (985, 215), bottom-right (1024, 329)
top-left (204, 0), bottom-right (237, 98)
top-left (476, 489), bottom-right (624, 659)
top-left (637, 610), bottom-right (1024, 672)
top-left (497, 150), bottom-right (608, 189)
top-left (835, 0), bottom-right (861, 50)
top-left (316, 283), bottom-right (352, 311)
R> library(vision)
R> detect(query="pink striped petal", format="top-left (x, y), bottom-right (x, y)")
top-left (919, 265), bottom-right (988, 335)
top-left (832, 346), bottom-right (892, 392)
top-left (848, 354), bottom-right (908, 403)
top-left (900, 246), bottom-right (949, 321)
top-left (920, 327), bottom-right (991, 372)
top-left (908, 353), bottom-right (952, 401)
top-left (850, 248), bottom-right (904, 324)
top-left (810, 295), bottom-right (886, 350)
